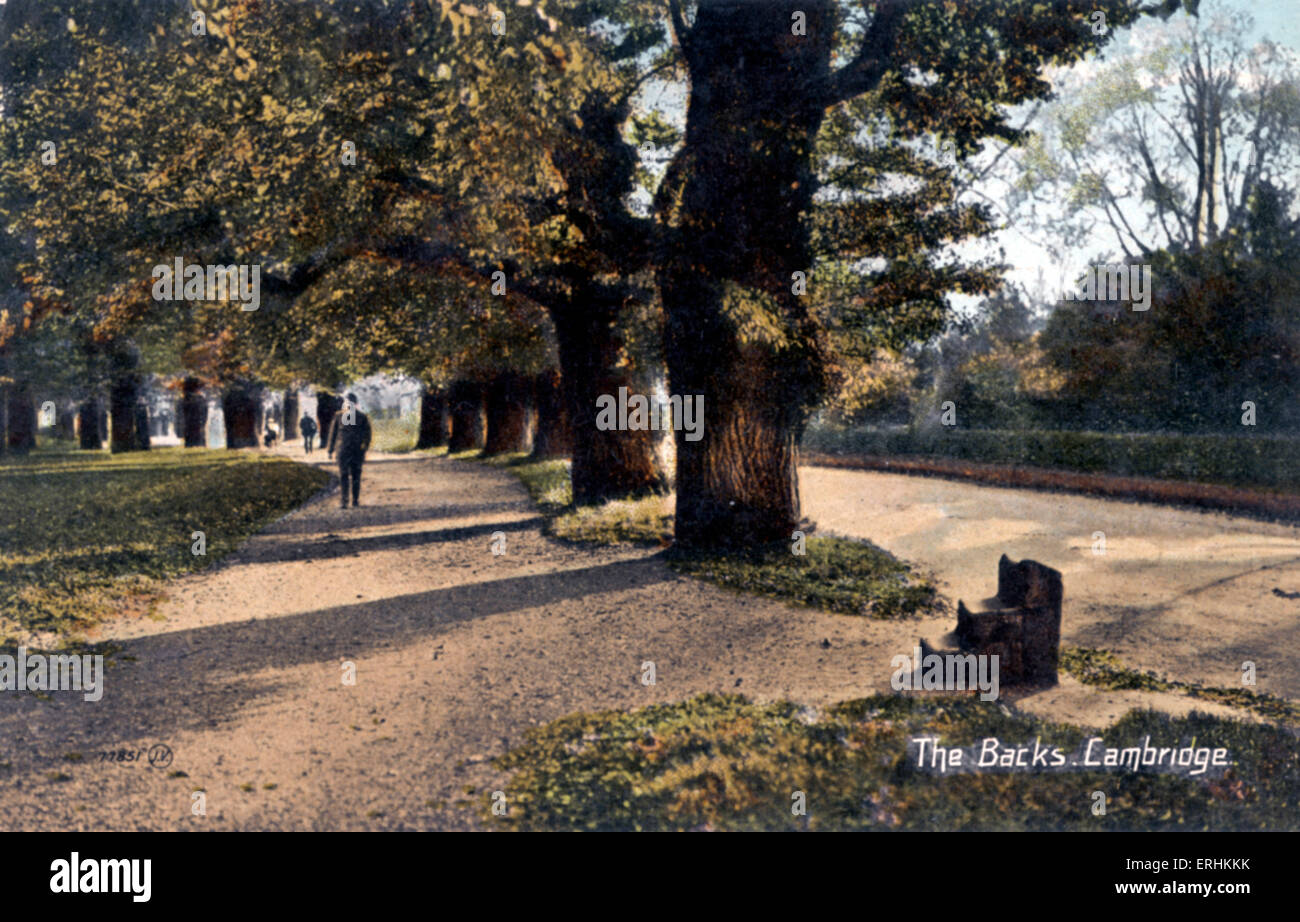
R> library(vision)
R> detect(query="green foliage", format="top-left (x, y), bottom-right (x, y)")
top-left (552, 496), bottom-right (674, 546)
top-left (485, 691), bottom-right (1297, 831)
top-left (803, 424), bottom-right (1300, 493)
top-left (1062, 647), bottom-right (1300, 727)
top-left (477, 454), bottom-right (572, 514)
top-left (0, 0), bottom-right (615, 391)
top-left (1039, 203), bottom-right (1300, 433)
top-left (666, 538), bottom-right (938, 621)
top-left (488, 452), bottom-right (936, 616)
top-left (368, 415), bottom-right (420, 454)
top-left (0, 447), bottom-right (328, 646)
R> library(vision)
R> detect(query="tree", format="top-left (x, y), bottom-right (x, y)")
top-left (1041, 179), bottom-right (1300, 431)
top-left (653, 0), bottom-right (1198, 547)
top-left (1011, 0), bottom-right (1298, 261)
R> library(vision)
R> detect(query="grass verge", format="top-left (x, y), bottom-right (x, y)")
top-left (0, 447), bottom-right (329, 647)
top-left (1062, 647), bottom-right (1300, 727)
top-left (469, 449), bottom-right (1298, 831)
top-left (482, 691), bottom-right (1299, 831)
top-left (476, 452), bottom-right (937, 618)
top-left (370, 416), bottom-right (420, 453)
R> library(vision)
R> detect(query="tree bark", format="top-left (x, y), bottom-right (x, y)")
top-left (550, 282), bottom-right (666, 504)
top-left (133, 402), bottom-right (151, 450)
top-left (530, 369), bottom-right (570, 459)
top-left (222, 382), bottom-right (260, 448)
top-left (55, 403), bottom-right (77, 441)
top-left (77, 400), bottom-right (101, 449)
top-left (316, 391), bottom-right (342, 449)
top-left (282, 390), bottom-right (299, 440)
top-left (446, 380), bottom-right (486, 452)
top-left (5, 383), bottom-right (35, 454)
top-left (109, 373), bottom-right (140, 453)
top-left (415, 387), bottom-right (448, 449)
top-left (655, 0), bottom-right (833, 547)
top-left (483, 373), bottom-right (534, 454)
top-left (178, 377), bottom-right (208, 447)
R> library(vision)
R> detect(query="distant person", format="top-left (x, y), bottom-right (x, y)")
top-left (300, 415), bottom-right (317, 454)
top-left (327, 393), bottom-right (372, 509)
top-left (263, 421), bottom-right (279, 449)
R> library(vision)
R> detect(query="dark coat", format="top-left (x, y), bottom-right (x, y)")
top-left (327, 409), bottom-right (371, 460)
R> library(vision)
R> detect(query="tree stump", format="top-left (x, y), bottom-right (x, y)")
top-left (952, 555), bottom-right (1062, 686)
top-left (920, 555), bottom-right (1062, 688)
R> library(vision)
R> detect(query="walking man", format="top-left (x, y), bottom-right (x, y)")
top-left (300, 414), bottom-right (317, 454)
top-left (327, 393), bottom-right (371, 509)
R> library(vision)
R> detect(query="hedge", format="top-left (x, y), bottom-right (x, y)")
top-left (802, 425), bottom-right (1300, 492)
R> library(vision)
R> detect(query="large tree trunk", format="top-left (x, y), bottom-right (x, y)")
top-left (178, 377), bottom-right (208, 447)
top-left (415, 387), bottom-right (448, 449)
top-left (655, 0), bottom-right (832, 548)
top-left (77, 399), bottom-right (102, 449)
top-left (109, 373), bottom-right (140, 453)
top-left (282, 390), bottom-right (299, 440)
top-left (446, 380), bottom-right (485, 452)
top-left (5, 383), bottom-right (35, 454)
top-left (222, 383), bottom-right (260, 448)
top-left (530, 369), bottom-right (570, 459)
top-left (483, 373), bottom-right (534, 454)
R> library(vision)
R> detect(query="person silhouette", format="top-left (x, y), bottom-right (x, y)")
top-left (300, 414), bottom-right (317, 454)
top-left (327, 393), bottom-right (372, 508)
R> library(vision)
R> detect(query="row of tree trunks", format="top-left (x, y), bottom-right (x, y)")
top-left (438, 372), bottom-right (571, 458)
top-left (282, 390), bottom-right (299, 440)
top-left (416, 387), bottom-right (448, 449)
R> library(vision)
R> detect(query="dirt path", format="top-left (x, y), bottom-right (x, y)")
top-left (802, 465), bottom-right (1300, 723)
top-left (2, 451), bottom-right (1287, 831)
top-left (0, 450), bottom-right (946, 831)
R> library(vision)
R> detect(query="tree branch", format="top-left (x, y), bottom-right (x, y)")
top-left (825, 0), bottom-right (907, 105)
